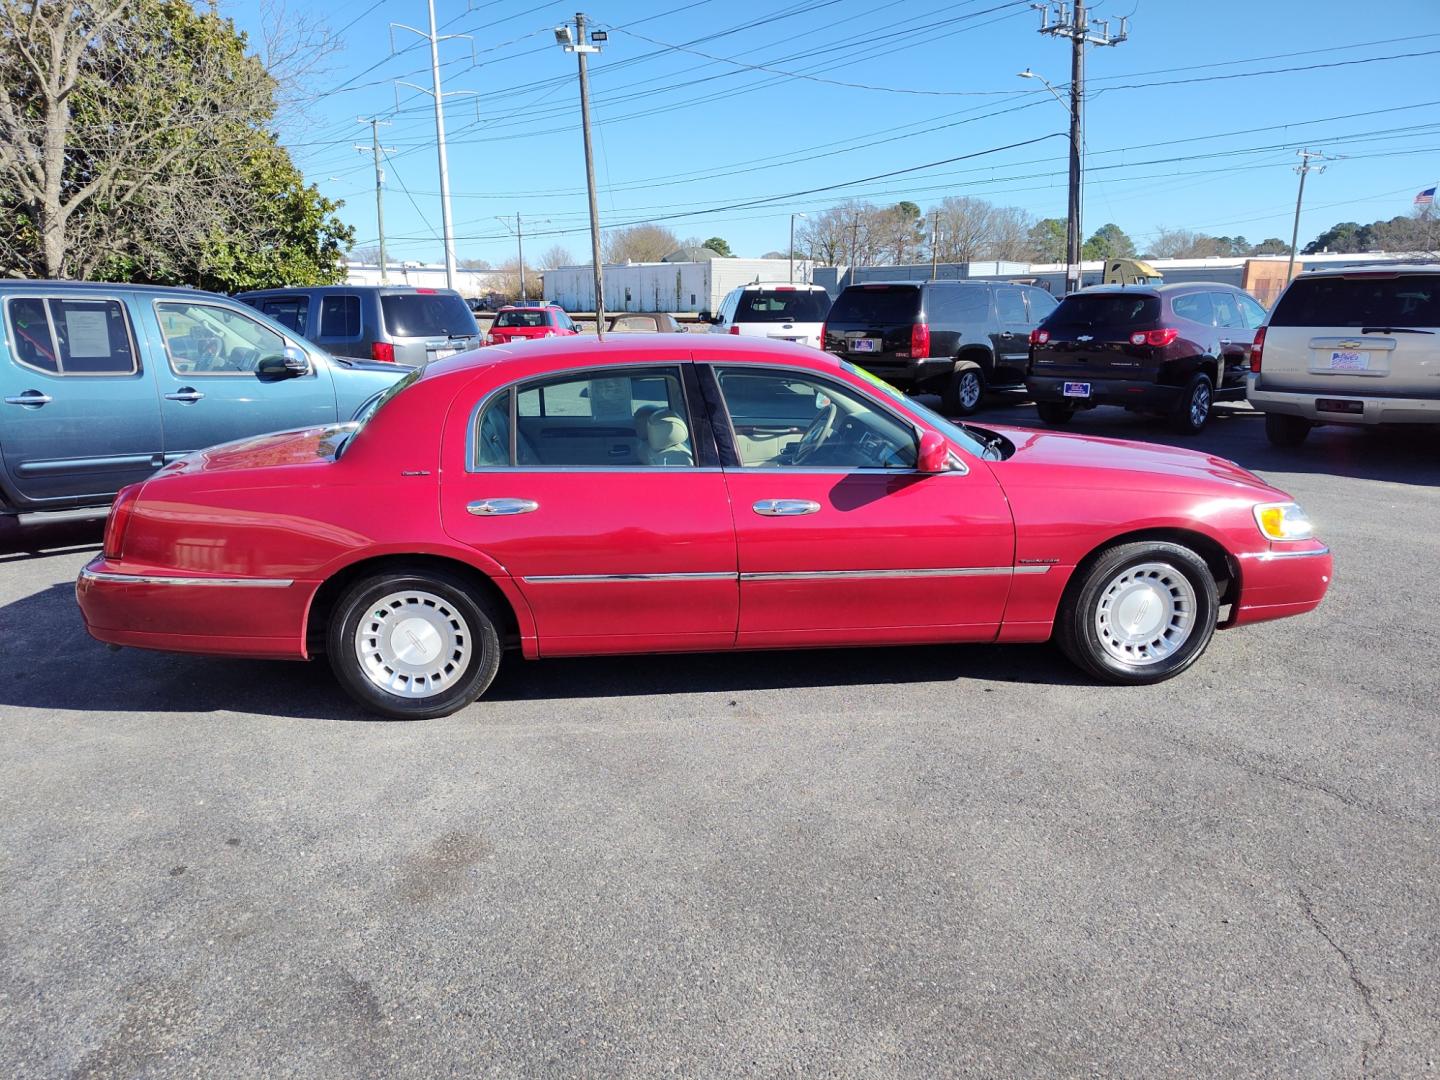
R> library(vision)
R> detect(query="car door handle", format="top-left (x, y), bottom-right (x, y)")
top-left (999, 331), bottom-right (1016, 338)
top-left (4, 392), bottom-right (52, 406)
top-left (1218, 338), bottom-right (1234, 345)
top-left (753, 499), bottom-right (821, 516)
top-left (467, 498), bottom-right (539, 516)
top-left (164, 388), bottom-right (205, 403)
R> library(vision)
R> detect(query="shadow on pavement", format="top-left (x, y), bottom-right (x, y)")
top-left (0, 582), bottom-right (1087, 722)
top-left (0, 515), bottom-right (104, 561)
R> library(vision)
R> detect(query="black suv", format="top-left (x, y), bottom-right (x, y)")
top-left (820, 280), bottom-right (1057, 414)
top-left (1026, 283), bottom-right (1267, 433)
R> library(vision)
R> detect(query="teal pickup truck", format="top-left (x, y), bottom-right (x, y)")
top-left (0, 282), bottom-right (406, 520)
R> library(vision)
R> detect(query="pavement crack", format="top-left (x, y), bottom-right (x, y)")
top-left (1297, 887), bottom-right (1387, 1077)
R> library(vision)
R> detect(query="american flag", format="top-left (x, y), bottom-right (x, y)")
top-left (1417, 185), bottom-right (1436, 206)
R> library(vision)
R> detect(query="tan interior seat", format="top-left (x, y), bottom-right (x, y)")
top-left (643, 409), bottom-right (693, 466)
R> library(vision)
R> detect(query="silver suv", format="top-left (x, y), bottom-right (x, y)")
top-left (1248, 265), bottom-right (1440, 446)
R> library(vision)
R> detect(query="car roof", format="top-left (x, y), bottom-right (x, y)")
top-left (1297, 263), bottom-right (1440, 278)
top-left (1070, 281), bottom-right (1244, 297)
top-left (235, 285), bottom-right (464, 297)
top-left (0, 280), bottom-right (233, 301)
top-left (845, 280), bottom-right (992, 289)
top-left (737, 282), bottom-right (828, 291)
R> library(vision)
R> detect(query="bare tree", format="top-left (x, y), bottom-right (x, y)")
top-left (986, 206), bottom-right (1036, 261)
top-left (1144, 227), bottom-right (1223, 259)
top-left (538, 244), bottom-right (575, 268)
top-left (602, 224), bottom-right (680, 264)
top-left (0, 0), bottom-right (279, 279)
top-left (932, 197), bottom-right (1000, 264)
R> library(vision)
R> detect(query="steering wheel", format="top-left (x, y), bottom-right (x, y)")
top-left (793, 403), bottom-right (838, 464)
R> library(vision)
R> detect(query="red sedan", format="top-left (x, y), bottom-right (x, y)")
top-left (484, 304), bottom-right (579, 345)
top-left (76, 336), bottom-right (1331, 719)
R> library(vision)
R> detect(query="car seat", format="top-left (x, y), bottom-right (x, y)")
top-left (643, 409), bottom-right (693, 466)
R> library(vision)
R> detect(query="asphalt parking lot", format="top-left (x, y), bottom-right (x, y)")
top-left (2, 400), bottom-right (1437, 1078)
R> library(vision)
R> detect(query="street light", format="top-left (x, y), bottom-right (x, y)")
top-left (789, 212), bottom-right (806, 283)
top-left (1018, 67), bottom-right (1082, 293)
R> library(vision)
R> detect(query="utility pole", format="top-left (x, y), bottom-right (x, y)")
top-left (390, 2), bottom-right (473, 292)
top-left (850, 213), bottom-right (860, 279)
top-left (1288, 149), bottom-right (1330, 281)
top-left (930, 208), bottom-right (940, 279)
top-left (1033, 2), bottom-right (1128, 295)
top-left (558, 14), bottom-right (607, 338)
top-left (789, 212), bottom-right (806, 284)
top-left (356, 118), bottom-right (396, 284)
top-left (497, 213), bottom-right (550, 301)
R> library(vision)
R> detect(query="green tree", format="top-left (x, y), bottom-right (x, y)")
top-left (1303, 222), bottom-right (1368, 255)
top-left (1251, 237), bottom-right (1289, 255)
top-left (701, 236), bottom-right (733, 257)
top-left (1082, 223), bottom-right (1136, 261)
top-left (1026, 218), bottom-right (1067, 262)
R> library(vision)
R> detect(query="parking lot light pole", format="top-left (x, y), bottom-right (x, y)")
top-left (558, 15), bottom-right (606, 338)
top-left (789, 212), bottom-right (806, 283)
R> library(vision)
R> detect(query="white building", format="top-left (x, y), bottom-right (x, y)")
top-left (344, 262), bottom-right (508, 296)
top-left (543, 256), bottom-right (816, 315)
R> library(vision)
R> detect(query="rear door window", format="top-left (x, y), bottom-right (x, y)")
top-left (994, 286), bottom-right (1028, 322)
top-left (5, 297), bottom-right (138, 375)
top-left (1047, 293), bottom-right (1161, 329)
top-left (259, 296), bottom-right (309, 335)
top-left (380, 292), bottom-right (477, 337)
top-left (1270, 274), bottom-right (1440, 328)
top-left (826, 285), bottom-right (921, 325)
top-left (734, 290), bottom-right (830, 323)
top-left (320, 295), bottom-right (361, 338)
top-left (1171, 292), bottom-right (1215, 325)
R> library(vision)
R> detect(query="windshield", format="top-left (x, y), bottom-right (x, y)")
top-left (380, 293), bottom-right (478, 338)
top-left (827, 285), bottom-right (921, 325)
top-left (841, 361), bottom-right (998, 460)
top-left (1271, 274), bottom-right (1440, 328)
top-left (735, 289), bottom-right (831, 323)
top-left (496, 310), bottom-right (549, 328)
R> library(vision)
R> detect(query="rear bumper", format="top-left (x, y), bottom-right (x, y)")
top-left (1028, 375), bottom-right (1180, 408)
top-left (76, 558), bottom-right (314, 659)
top-left (1247, 377), bottom-right (1440, 425)
top-left (1227, 543), bottom-right (1333, 627)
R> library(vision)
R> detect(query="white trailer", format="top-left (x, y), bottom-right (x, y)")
top-left (543, 258), bottom-right (814, 314)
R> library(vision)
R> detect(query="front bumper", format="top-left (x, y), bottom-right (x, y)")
top-left (1227, 541), bottom-right (1333, 627)
top-left (1247, 377), bottom-right (1440, 425)
top-left (76, 558), bottom-right (313, 659)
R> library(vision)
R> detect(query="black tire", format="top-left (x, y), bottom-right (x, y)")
top-left (1170, 372), bottom-right (1214, 434)
top-left (1035, 401), bottom-right (1075, 426)
top-left (1264, 412), bottom-right (1312, 448)
top-left (941, 362), bottom-right (985, 416)
top-left (327, 565), bottom-right (502, 720)
top-left (1055, 541), bottom-right (1219, 685)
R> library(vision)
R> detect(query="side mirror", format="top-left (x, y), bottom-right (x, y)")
top-left (917, 430), bottom-right (950, 474)
top-left (256, 346), bottom-right (309, 380)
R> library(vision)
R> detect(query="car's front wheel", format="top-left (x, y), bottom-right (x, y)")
top-left (1056, 541), bottom-right (1218, 684)
top-left (328, 566), bottom-right (502, 719)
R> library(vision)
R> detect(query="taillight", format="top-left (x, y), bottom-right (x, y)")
top-left (1250, 325), bottom-right (1266, 373)
top-left (1129, 328), bottom-right (1179, 347)
top-left (371, 341), bottom-right (395, 362)
top-left (104, 484), bottom-right (142, 560)
top-left (819, 322), bottom-right (827, 349)
top-left (911, 322), bottom-right (931, 358)
top-left (728, 325), bottom-right (741, 335)
top-left (1030, 329), bottom-right (1050, 346)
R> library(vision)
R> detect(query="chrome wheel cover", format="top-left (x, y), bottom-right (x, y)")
top-left (355, 590), bottom-right (471, 698)
top-left (1189, 381), bottom-right (1211, 427)
top-left (959, 370), bottom-right (982, 409)
top-left (1094, 562), bottom-right (1196, 667)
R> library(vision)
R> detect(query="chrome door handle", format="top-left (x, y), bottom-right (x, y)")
top-left (4, 392), bottom-right (52, 406)
top-left (753, 499), bottom-right (821, 516)
top-left (1218, 338), bottom-right (1234, 345)
top-left (164, 388), bottom-right (205, 403)
top-left (467, 498), bottom-right (538, 516)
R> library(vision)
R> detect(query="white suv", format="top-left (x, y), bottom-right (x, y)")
top-left (1248, 265), bottom-right (1440, 446)
top-left (707, 283), bottom-right (831, 348)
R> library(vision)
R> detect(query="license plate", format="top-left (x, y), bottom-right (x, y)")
top-left (432, 347), bottom-right (459, 360)
top-left (851, 338), bottom-right (880, 353)
top-left (1329, 350), bottom-right (1368, 371)
top-left (1063, 381), bottom-right (1091, 398)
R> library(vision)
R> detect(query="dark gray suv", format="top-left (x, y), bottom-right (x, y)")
top-left (820, 280), bottom-right (1058, 414)
top-left (238, 285), bottom-right (482, 367)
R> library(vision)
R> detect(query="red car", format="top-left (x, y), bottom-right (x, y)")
top-left (76, 337), bottom-right (1331, 719)
top-left (484, 304), bottom-right (579, 346)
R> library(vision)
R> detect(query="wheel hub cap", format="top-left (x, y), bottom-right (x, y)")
top-left (356, 590), bottom-right (471, 698)
top-left (1095, 562), bottom-right (1196, 667)
top-left (961, 373), bottom-right (981, 407)
top-left (1191, 384), bottom-right (1211, 425)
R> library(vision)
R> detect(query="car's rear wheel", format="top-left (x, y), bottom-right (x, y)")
top-left (942, 363), bottom-right (985, 416)
top-left (1170, 372), bottom-right (1213, 434)
top-left (327, 566), bottom-right (501, 719)
top-left (1056, 541), bottom-right (1218, 684)
top-left (1264, 412), bottom-right (1313, 447)
top-left (1035, 401), bottom-right (1075, 426)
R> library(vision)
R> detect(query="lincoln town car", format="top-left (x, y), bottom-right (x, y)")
top-left (76, 336), bottom-right (1332, 719)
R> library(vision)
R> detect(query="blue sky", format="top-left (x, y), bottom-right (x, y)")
top-left (236, 0), bottom-right (1440, 265)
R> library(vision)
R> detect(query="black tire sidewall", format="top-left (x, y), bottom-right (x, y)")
top-left (944, 363), bottom-right (985, 416)
top-left (1172, 373), bottom-right (1213, 434)
top-left (1058, 542), bottom-right (1219, 685)
top-left (1036, 401), bottom-right (1074, 425)
top-left (1265, 412), bottom-right (1311, 447)
top-left (327, 569), bottom-right (501, 720)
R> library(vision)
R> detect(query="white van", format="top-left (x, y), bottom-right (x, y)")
top-left (1248, 266), bottom-right (1440, 446)
top-left (706, 283), bottom-right (831, 349)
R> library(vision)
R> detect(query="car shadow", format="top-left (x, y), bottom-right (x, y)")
top-left (0, 582), bottom-right (1087, 722)
top-left (0, 515), bottom-right (105, 561)
top-left (939, 395), bottom-right (1440, 488)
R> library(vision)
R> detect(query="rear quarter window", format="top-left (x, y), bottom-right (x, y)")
top-left (1271, 274), bottom-right (1440, 328)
